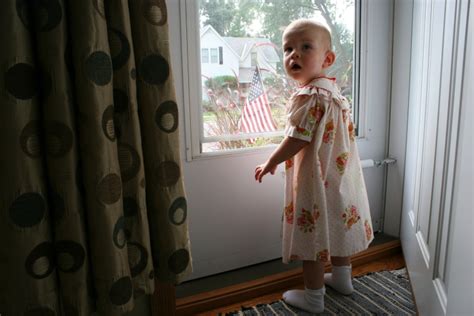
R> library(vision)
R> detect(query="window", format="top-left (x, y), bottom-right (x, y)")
top-left (201, 48), bottom-right (209, 63)
top-left (185, 0), bottom-right (359, 156)
top-left (210, 48), bottom-right (219, 63)
top-left (251, 51), bottom-right (257, 67)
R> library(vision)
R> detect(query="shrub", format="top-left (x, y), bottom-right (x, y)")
top-left (204, 76), bottom-right (238, 90)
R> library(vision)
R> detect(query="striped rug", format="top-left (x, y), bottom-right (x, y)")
top-left (222, 268), bottom-right (416, 315)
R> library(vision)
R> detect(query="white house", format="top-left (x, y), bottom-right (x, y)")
top-left (200, 25), bottom-right (280, 84)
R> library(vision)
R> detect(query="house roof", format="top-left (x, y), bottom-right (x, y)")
top-left (200, 25), bottom-right (280, 63)
top-left (223, 37), bottom-right (280, 63)
top-left (200, 25), bottom-right (240, 60)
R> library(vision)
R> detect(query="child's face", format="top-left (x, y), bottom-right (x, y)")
top-left (282, 25), bottom-right (334, 86)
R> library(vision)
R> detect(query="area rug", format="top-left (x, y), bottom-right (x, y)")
top-left (221, 268), bottom-right (416, 315)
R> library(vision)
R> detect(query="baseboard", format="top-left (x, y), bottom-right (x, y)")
top-left (176, 239), bottom-right (401, 315)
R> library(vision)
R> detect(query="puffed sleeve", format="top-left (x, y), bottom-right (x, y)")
top-left (285, 89), bottom-right (326, 142)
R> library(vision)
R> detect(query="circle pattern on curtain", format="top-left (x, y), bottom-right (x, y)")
top-left (1, 0), bottom-right (192, 313)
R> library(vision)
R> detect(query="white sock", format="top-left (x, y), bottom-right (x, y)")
top-left (282, 286), bottom-right (325, 313)
top-left (324, 265), bottom-right (354, 295)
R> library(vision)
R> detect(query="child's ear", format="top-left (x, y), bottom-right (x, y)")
top-left (323, 51), bottom-right (336, 68)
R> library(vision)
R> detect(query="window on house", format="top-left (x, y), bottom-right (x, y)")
top-left (188, 0), bottom-right (359, 155)
top-left (210, 48), bottom-right (219, 63)
top-left (201, 48), bottom-right (209, 63)
top-left (250, 51), bottom-right (257, 67)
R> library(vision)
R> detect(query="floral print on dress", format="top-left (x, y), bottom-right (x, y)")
top-left (285, 202), bottom-right (294, 224)
top-left (296, 126), bottom-right (311, 137)
top-left (342, 205), bottom-right (361, 230)
top-left (285, 158), bottom-right (293, 170)
top-left (364, 219), bottom-right (372, 241)
top-left (348, 121), bottom-right (355, 142)
top-left (297, 206), bottom-right (320, 233)
top-left (336, 152), bottom-right (349, 174)
top-left (322, 120), bottom-right (335, 144)
top-left (316, 249), bottom-right (329, 262)
top-left (282, 78), bottom-right (372, 264)
top-left (309, 104), bottom-right (325, 124)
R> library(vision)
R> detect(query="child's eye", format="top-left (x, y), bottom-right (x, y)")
top-left (303, 44), bottom-right (312, 50)
top-left (284, 47), bottom-right (292, 54)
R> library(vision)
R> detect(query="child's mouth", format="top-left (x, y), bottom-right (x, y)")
top-left (291, 64), bottom-right (301, 70)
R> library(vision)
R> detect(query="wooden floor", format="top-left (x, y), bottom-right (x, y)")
top-left (197, 252), bottom-right (406, 315)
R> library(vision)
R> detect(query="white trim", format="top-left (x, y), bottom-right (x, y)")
top-left (432, 0), bottom-right (458, 284)
top-left (384, 0), bottom-right (412, 237)
top-left (445, 4), bottom-right (473, 313)
top-left (415, 230), bottom-right (430, 268)
top-left (413, 0), bottom-right (430, 240)
top-left (181, 0), bottom-right (366, 159)
top-left (191, 137), bottom-right (372, 161)
top-left (181, 0), bottom-right (202, 161)
top-left (357, 0), bottom-right (369, 140)
top-left (203, 131), bottom-right (284, 143)
top-left (430, 0), bottom-right (451, 283)
top-left (441, 0), bottom-right (469, 286)
top-left (408, 210), bottom-right (415, 228)
top-left (433, 277), bottom-right (448, 314)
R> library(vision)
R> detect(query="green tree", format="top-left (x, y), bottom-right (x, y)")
top-left (260, 0), bottom-right (315, 49)
top-left (228, 1), bottom-right (260, 36)
top-left (200, 0), bottom-right (259, 37)
top-left (259, 0), bottom-right (354, 89)
top-left (200, 0), bottom-right (237, 35)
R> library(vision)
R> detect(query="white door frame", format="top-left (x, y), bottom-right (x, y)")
top-left (392, 0), bottom-right (472, 314)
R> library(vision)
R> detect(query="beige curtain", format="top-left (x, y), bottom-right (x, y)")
top-left (0, 0), bottom-right (192, 314)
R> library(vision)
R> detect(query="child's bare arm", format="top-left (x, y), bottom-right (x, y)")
top-left (255, 136), bottom-right (308, 182)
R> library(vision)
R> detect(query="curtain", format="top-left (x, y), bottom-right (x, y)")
top-left (0, 0), bottom-right (192, 314)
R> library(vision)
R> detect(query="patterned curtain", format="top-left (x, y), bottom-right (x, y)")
top-left (0, 0), bottom-right (192, 315)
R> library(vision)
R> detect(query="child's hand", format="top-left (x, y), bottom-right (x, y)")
top-left (255, 162), bottom-right (277, 183)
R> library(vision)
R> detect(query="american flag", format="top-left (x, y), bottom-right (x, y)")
top-left (239, 67), bottom-right (276, 133)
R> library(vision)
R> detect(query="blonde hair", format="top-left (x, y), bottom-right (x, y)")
top-left (283, 18), bottom-right (333, 51)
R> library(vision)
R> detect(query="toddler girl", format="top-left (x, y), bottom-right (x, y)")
top-left (255, 19), bottom-right (374, 313)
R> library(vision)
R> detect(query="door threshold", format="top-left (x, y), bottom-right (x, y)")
top-left (176, 239), bottom-right (401, 315)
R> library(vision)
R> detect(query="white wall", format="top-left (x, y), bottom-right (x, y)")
top-left (240, 51), bottom-right (251, 68)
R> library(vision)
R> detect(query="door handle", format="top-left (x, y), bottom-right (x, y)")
top-left (361, 157), bottom-right (397, 169)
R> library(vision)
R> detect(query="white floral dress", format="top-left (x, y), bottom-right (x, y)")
top-left (282, 77), bottom-right (374, 263)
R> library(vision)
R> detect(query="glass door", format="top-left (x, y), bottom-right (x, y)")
top-left (169, 0), bottom-right (393, 280)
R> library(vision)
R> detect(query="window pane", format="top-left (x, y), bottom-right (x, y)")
top-left (210, 48), bottom-right (218, 63)
top-left (251, 52), bottom-right (257, 67)
top-left (199, 0), bottom-right (356, 153)
top-left (201, 48), bottom-right (209, 63)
